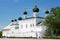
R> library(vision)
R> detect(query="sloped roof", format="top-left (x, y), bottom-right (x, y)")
top-left (19, 17), bottom-right (45, 21)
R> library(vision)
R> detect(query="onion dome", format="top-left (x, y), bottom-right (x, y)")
top-left (23, 11), bottom-right (27, 15)
top-left (45, 10), bottom-right (49, 14)
top-left (11, 20), bottom-right (14, 22)
top-left (18, 17), bottom-right (22, 20)
top-left (33, 5), bottom-right (39, 12)
top-left (14, 19), bottom-right (17, 21)
top-left (23, 10), bottom-right (27, 15)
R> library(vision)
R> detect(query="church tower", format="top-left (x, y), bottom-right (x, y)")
top-left (45, 10), bottom-right (49, 17)
top-left (33, 0), bottom-right (39, 17)
top-left (33, 5), bottom-right (39, 17)
top-left (23, 9), bottom-right (27, 19)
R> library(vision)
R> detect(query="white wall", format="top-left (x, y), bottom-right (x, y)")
top-left (2, 18), bottom-right (47, 38)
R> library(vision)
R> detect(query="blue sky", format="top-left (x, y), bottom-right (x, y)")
top-left (0, 0), bottom-right (60, 30)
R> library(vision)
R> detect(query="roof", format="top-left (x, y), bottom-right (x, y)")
top-left (18, 17), bottom-right (45, 21)
top-left (3, 23), bottom-right (12, 30)
top-left (36, 21), bottom-right (41, 25)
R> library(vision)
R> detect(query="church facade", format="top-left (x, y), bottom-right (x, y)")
top-left (2, 5), bottom-right (49, 38)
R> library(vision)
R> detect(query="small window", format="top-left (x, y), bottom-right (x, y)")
top-left (15, 26), bottom-right (19, 29)
top-left (12, 31), bottom-right (14, 33)
top-left (33, 24), bottom-right (34, 27)
top-left (26, 24), bottom-right (27, 28)
top-left (21, 25), bottom-right (23, 28)
top-left (30, 24), bottom-right (34, 27)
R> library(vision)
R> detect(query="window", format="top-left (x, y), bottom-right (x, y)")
top-left (33, 24), bottom-right (34, 27)
top-left (12, 31), bottom-right (14, 33)
top-left (21, 25), bottom-right (23, 28)
top-left (30, 24), bottom-right (34, 27)
top-left (26, 24), bottom-right (27, 28)
top-left (15, 26), bottom-right (19, 29)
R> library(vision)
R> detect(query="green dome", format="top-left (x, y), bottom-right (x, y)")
top-left (14, 19), bottom-right (17, 21)
top-left (11, 20), bottom-right (14, 22)
top-left (11, 19), bottom-right (17, 22)
top-left (33, 5), bottom-right (39, 12)
top-left (18, 17), bottom-right (22, 20)
top-left (45, 10), bottom-right (49, 14)
top-left (23, 11), bottom-right (27, 15)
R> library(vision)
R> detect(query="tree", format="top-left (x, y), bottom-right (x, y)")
top-left (43, 7), bottom-right (60, 36)
top-left (0, 31), bottom-right (2, 37)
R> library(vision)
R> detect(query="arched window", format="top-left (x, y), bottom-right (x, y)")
top-left (30, 24), bottom-right (34, 27)
top-left (15, 26), bottom-right (19, 29)
top-left (15, 25), bottom-right (19, 29)
top-left (21, 25), bottom-right (23, 28)
top-left (33, 24), bottom-right (34, 27)
top-left (26, 24), bottom-right (27, 28)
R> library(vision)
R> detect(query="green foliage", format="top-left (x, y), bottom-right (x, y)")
top-left (0, 31), bottom-right (2, 37)
top-left (43, 7), bottom-right (60, 36)
top-left (43, 36), bottom-right (60, 39)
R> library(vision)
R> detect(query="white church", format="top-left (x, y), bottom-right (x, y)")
top-left (2, 4), bottom-right (49, 38)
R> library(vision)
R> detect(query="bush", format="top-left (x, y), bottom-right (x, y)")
top-left (0, 31), bottom-right (2, 38)
top-left (43, 36), bottom-right (60, 39)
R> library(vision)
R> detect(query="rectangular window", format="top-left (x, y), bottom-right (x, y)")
top-left (33, 24), bottom-right (34, 27)
top-left (15, 26), bottom-right (19, 29)
top-left (26, 24), bottom-right (27, 28)
top-left (30, 24), bottom-right (34, 27)
top-left (21, 25), bottom-right (23, 28)
top-left (30, 24), bottom-right (32, 27)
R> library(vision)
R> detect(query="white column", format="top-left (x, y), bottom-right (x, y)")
top-left (24, 15), bottom-right (27, 19)
top-left (33, 12), bottom-right (38, 17)
top-left (45, 14), bottom-right (49, 17)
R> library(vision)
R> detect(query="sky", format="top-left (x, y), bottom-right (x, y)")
top-left (0, 0), bottom-right (60, 30)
